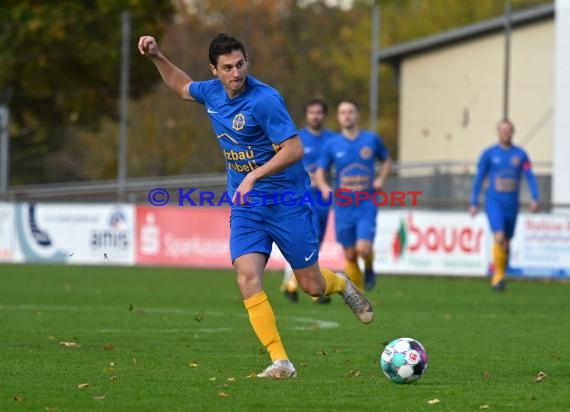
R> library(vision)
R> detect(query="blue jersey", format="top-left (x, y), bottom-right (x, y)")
top-left (470, 144), bottom-right (539, 208)
top-left (318, 130), bottom-right (389, 199)
top-left (189, 76), bottom-right (308, 204)
top-left (299, 127), bottom-right (335, 189)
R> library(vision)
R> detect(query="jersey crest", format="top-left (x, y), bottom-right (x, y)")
top-left (232, 113), bottom-right (246, 131)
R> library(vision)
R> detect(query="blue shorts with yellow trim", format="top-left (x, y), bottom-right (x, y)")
top-left (230, 201), bottom-right (319, 269)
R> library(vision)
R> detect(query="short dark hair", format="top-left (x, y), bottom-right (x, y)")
top-left (208, 33), bottom-right (247, 66)
top-left (303, 98), bottom-right (328, 116)
top-left (338, 99), bottom-right (359, 111)
top-left (498, 118), bottom-right (515, 132)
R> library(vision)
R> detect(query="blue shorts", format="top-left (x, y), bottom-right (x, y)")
top-left (485, 198), bottom-right (518, 239)
top-left (230, 202), bottom-right (319, 269)
top-left (334, 201), bottom-right (377, 248)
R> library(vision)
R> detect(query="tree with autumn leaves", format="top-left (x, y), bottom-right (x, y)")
top-left (0, 0), bottom-right (550, 184)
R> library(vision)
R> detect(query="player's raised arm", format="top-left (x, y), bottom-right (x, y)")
top-left (138, 35), bottom-right (193, 100)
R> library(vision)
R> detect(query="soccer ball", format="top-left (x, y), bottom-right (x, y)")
top-left (380, 337), bottom-right (428, 384)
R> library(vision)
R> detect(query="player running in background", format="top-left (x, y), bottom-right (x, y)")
top-left (138, 33), bottom-right (373, 379)
top-left (281, 98), bottom-right (335, 304)
top-left (316, 100), bottom-right (391, 292)
top-left (470, 119), bottom-right (539, 291)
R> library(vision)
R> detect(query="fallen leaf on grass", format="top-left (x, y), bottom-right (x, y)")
top-left (217, 392), bottom-right (229, 398)
top-left (93, 395), bottom-right (106, 401)
top-left (480, 404), bottom-right (490, 409)
top-left (427, 399), bottom-right (440, 405)
top-left (194, 312), bottom-right (204, 323)
top-left (535, 371), bottom-right (547, 382)
top-left (13, 396), bottom-right (25, 402)
top-left (103, 343), bottom-right (115, 351)
top-left (78, 383), bottom-right (89, 389)
top-left (483, 370), bottom-right (491, 379)
top-left (110, 376), bottom-right (118, 381)
top-left (45, 407), bottom-right (58, 411)
top-left (348, 370), bottom-right (362, 377)
top-left (59, 341), bottom-right (80, 348)
top-left (227, 377), bottom-right (235, 382)
top-left (109, 362), bottom-right (116, 368)
top-left (318, 350), bottom-right (327, 356)
top-left (246, 372), bottom-right (257, 378)
top-left (132, 357), bottom-right (137, 366)
top-left (189, 362), bottom-right (199, 368)
top-left (209, 377), bottom-right (217, 381)
top-left (128, 303), bottom-right (134, 311)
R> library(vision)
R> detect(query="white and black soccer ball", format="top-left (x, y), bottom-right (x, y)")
top-left (380, 337), bottom-right (428, 384)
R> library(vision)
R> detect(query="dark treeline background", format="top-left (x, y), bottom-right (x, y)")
top-left (0, 0), bottom-right (549, 184)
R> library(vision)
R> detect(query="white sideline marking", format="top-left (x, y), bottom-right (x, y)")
top-left (0, 304), bottom-right (339, 332)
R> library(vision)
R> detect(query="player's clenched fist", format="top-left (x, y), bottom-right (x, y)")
top-left (138, 36), bottom-right (159, 57)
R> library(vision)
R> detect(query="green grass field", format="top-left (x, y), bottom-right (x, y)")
top-left (0, 264), bottom-right (569, 411)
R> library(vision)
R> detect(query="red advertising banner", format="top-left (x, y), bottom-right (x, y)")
top-left (135, 206), bottom-right (345, 270)
top-left (136, 206), bottom-right (232, 268)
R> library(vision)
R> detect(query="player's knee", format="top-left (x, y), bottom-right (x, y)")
top-left (344, 248), bottom-right (357, 261)
top-left (494, 233), bottom-right (507, 247)
top-left (356, 244), bottom-right (372, 257)
top-left (236, 269), bottom-right (262, 293)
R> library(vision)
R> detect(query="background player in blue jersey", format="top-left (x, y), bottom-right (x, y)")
top-left (470, 119), bottom-right (539, 291)
top-left (316, 100), bottom-right (392, 292)
top-left (138, 34), bottom-right (373, 379)
top-left (281, 98), bottom-right (335, 304)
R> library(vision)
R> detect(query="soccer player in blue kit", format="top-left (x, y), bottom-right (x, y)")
top-left (316, 100), bottom-right (392, 292)
top-left (138, 33), bottom-right (373, 378)
top-left (281, 98), bottom-right (335, 304)
top-left (470, 119), bottom-right (539, 291)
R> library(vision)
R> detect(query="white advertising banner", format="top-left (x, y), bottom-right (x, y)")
top-left (13, 203), bottom-right (135, 265)
top-left (508, 213), bottom-right (570, 277)
top-left (374, 210), bottom-right (491, 276)
top-left (0, 202), bottom-right (15, 262)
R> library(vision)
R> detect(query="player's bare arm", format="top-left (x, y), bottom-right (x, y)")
top-left (138, 35), bottom-right (193, 100)
top-left (232, 136), bottom-right (303, 203)
top-left (373, 157), bottom-right (392, 190)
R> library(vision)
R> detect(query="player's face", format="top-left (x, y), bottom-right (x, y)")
top-left (497, 122), bottom-right (514, 145)
top-left (337, 102), bottom-right (358, 129)
top-left (306, 104), bottom-right (325, 130)
top-left (210, 50), bottom-right (248, 97)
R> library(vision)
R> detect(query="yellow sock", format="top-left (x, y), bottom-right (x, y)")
top-left (321, 267), bottom-right (346, 295)
top-left (492, 243), bottom-right (507, 285)
top-left (364, 253), bottom-right (374, 271)
top-left (345, 260), bottom-right (363, 291)
top-left (244, 291), bottom-right (288, 362)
